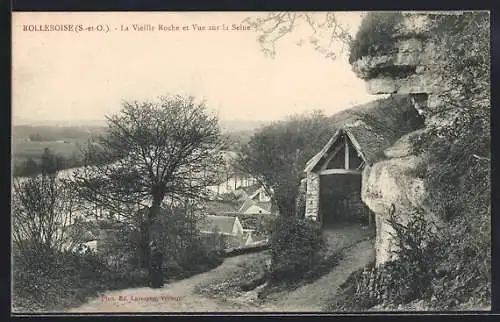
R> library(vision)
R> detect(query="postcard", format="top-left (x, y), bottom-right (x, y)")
top-left (11, 11), bottom-right (491, 314)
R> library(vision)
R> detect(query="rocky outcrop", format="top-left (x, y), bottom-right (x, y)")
top-left (351, 13), bottom-right (449, 116)
top-left (351, 12), bottom-right (452, 266)
top-left (361, 132), bottom-right (427, 263)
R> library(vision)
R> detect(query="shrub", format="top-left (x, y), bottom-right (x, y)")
top-left (12, 244), bottom-right (143, 312)
top-left (326, 264), bottom-right (378, 311)
top-left (151, 208), bottom-right (224, 280)
top-left (335, 12), bottom-right (491, 311)
top-left (269, 216), bottom-right (325, 283)
top-left (335, 206), bottom-right (441, 310)
top-left (195, 251), bottom-right (271, 298)
top-left (349, 12), bottom-right (404, 64)
top-left (428, 212), bottom-right (491, 309)
top-left (333, 201), bottom-right (490, 311)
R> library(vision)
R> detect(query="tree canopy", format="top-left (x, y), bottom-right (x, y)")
top-left (238, 110), bottom-right (332, 217)
top-left (69, 94), bottom-right (223, 267)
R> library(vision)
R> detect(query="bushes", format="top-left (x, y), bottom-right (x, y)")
top-left (349, 12), bottom-right (404, 64)
top-left (12, 245), bottom-right (143, 312)
top-left (335, 11), bottom-right (491, 311)
top-left (269, 216), bottom-right (325, 283)
top-left (428, 212), bottom-right (491, 309)
top-left (151, 209), bottom-right (224, 280)
top-left (334, 207), bottom-right (441, 310)
top-left (332, 202), bottom-right (490, 311)
top-left (195, 251), bottom-right (271, 298)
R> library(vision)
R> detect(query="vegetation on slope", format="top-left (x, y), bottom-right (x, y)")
top-left (348, 12), bottom-right (404, 64)
top-left (334, 12), bottom-right (490, 311)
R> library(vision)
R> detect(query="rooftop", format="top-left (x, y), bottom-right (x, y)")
top-left (198, 215), bottom-right (239, 235)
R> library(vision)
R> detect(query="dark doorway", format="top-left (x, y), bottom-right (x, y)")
top-left (319, 173), bottom-right (367, 228)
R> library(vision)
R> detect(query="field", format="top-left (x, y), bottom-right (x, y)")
top-left (12, 139), bottom-right (85, 166)
top-left (11, 124), bottom-right (105, 168)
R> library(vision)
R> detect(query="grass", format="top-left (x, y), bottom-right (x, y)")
top-left (194, 251), bottom-right (271, 298)
top-left (12, 139), bottom-right (85, 164)
top-left (258, 249), bottom-right (345, 300)
top-left (195, 247), bottom-right (346, 302)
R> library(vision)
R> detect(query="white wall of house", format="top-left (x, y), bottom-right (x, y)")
top-left (249, 187), bottom-right (272, 202)
top-left (232, 218), bottom-right (244, 236)
top-left (207, 176), bottom-right (257, 195)
top-left (257, 190), bottom-right (271, 202)
top-left (244, 234), bottom-right (254, 246)
top-left (242, 204), bottom-right (271, 215)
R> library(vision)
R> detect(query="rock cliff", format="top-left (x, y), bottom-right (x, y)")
top-left (351, 12), bottom-right (447, 265)
top-left (361, 131), bottom-right (431, 264)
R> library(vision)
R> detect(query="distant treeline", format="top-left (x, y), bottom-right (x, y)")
top-left (13, 125), bottom-right (106, 141)
top-left (12, 125), bottom-right (256, 177)
top-left (12, 149), bottom-right (83, 177)
top-left (221, 130), bottom-right (255, 152)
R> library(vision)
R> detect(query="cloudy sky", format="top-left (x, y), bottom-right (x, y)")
top-left (12, 12), bottom-right (377, 124)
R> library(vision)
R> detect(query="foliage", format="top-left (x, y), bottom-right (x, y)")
top-left (238, 110), bottom-right (332, 216)
top-left (326, 264), bottom-right (376, 311)
top-left (235, 213), bottom-right (274, 241)
top-left (11, 148), bottom-right (141, 312)
top-left (12, 244), bottom-right (145, 312)
top-left (407, 13), bottom-right (491, 308)
top-left (13, 157), bottom-right (40, 177)
top-left (12, 125), bottom-right (106, 177)
top-left (152, 205), bottom-right (225, 278)
top-left (348, 12), bottom-right (404, 64)
top-left (332, 201), bottom-right (490, 311)
top-left (221, 130), bottom-right (255, 152)
top-left (331, 11), bottom-right (491, 311)
top-left (414, 13), bottom-right (490, 223)
top-left (383, 207), bottom-right (441, 304)
top-left (93, 202), bottom-right (225, 281)
top-left (329, 206), bottom-right (441, 310)
top-left (268, 216), bottom-right (325, 283)
top-left (194, 251), bottom-right (271, 298)
top-left (69, 94), bottom-right (223, 268)
top-left (426, 12), bottom-right (490, 113)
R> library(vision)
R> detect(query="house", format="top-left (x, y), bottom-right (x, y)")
top-left (205, 199), bottom-right (242, 215)
top-left (242, 229), bottom-right (255, 245)
top-left (233, 185), bottom-right (273, 215)
top-left (205, 150), bottom-right (258, 195)
top-left (238, 198), bottom-right (272, 215)
top-left (233, 183), bottom-right (261, 201)
top-left (206, 175), bottom-right (257, 196)
top-left (248, 186), bottom-right (272, 203)
top-left (199, 214), bottom-right (244, 236)
top-left (205, 183), bottom-right (274, 216)
top-left (60, 221), bottom-right (102, 253)
top-left (303, 95), bottom-right (424, 228)
top-left (198, 215), bottom-right (252, 248)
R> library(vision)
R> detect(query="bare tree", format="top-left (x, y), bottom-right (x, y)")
top-left (243, 12), bottom-right (354, 60)
top-left (69, 94), bottom-right (223, 268)
top-left (12, 149), bottom-right (78, 255)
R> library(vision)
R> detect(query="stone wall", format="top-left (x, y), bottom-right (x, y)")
top-left (304, 171), bottom-right (320, 221)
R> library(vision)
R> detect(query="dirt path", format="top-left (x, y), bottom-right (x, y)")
top-left (68, 254), bottom-right (264, 312)
top-left (69, 224), bottom-right (374, 312)
top-left (259, 240), bottom-right (374, 312)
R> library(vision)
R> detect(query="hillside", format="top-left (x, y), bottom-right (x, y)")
top-left (339, 11), bottom-right (491, 311)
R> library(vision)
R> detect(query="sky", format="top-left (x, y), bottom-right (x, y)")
top-left (12, 12), bottom-right (378, 124)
